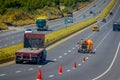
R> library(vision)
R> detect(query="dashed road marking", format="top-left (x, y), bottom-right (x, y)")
top-left (48, 75), bottom-right (54, 78)
top-left (64, 53), bottom-right (67, 55)
top-left (0, 74), bottom-right (6, 77)
top-left (86, 57), bottom-right (89, 60)
top-left (38, 66), bottom-right (42, 68)
top-left (67, 69), bottom-right (71, 72)
top-left (53, 59), bottom-right (57, 61)
top-left (28, 68), bottom-right (34, 71)
top-left (59, 56), bottom-right (62, 58)
top-left (78, 64), bottom-right (81, 66)
top-left (72, 47), bottom-right (75, 50)
top-left (68, 50), bottom-right (71, 53)
top-left (16, 70), bottom-right (21, 73)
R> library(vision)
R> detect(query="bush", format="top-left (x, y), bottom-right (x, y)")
top-left (0, 23), bottom-right (8, 30)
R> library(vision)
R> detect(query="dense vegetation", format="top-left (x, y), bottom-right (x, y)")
top-left (0, 0), bottom-right (92, 30)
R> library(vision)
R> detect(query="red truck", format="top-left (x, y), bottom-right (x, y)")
top-left (15, 33), bottom-right (47, 64)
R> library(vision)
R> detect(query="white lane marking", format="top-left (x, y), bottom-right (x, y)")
top-left (28, 68), bottom-right (34, 71)
top-left (38, 66), bottom-right (42, 68)
top-left (86, 57), bottom-right (89, 60)
top-left (78, 64), bottom-right (81, 66)
top-left (53, 59), bottom-right (57, 61)
top-left (96, 30), bottom-right (111, 49)
top-left (64, 53), bottom-right (67, 55)
top-left (68, 50), bottom-right (71, 53)
top-left (0, 74), bottom-right (6, 77)
top-left (59, 56), bottom-right (62, 58)
top-left (92, 42), bottom-right (120, 80)
top-left (67, 69), bottom-right (71, 72)
top-left (48, 75), bottom-right (54, 78)
top-left (87, 32), bottom-right (95, 39)
top-left (18, 40), bottom-right (21, 42)
top-left (12, 41), bottom-right (15, 44)
top-left (72, 47), bottom-right (75, 50)
top-left (4, 44), bottom-right (8, 47)
top-left (94, 49), bottom-right (96, 51)
top-left (16, 70), bottom-right (21, 73)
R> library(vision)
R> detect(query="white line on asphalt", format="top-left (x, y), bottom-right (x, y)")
top-left (64, 53), bottom-right (67, 55)
top-left (67, 69), bottom-right (71, 72)
top-left (48, 75), bottom-right (54, 78)
top-left (16, 70), bottom-right (21, 73)
top-left (92, 42), bottom-right (120, 80)
top-left (4, 44), bottom-right (8, 47)
top-left (53, 59), bottom-right (57, 61)
top-left (72, 47), bottom-right (75, 50)
top-left (18, 40), bottom-right (21, 42)
top-left (86, 57), bottom-right (89, 60)
top-left (38, 66), bottom-right (42, 68)
top-left (96, 29), bottom-right (112, 49)
top-left (59, 56), bottom-right (62, 58)
top-left (78, 64), bottom-right (81, 66)
top-left (28, 68), bottom-right (34, 71)
top-left (12, 41), bottom-right (15, 44)
top-left (0, 74), bottom-right (6, 77)
top-left (68, 50), bottom-right (71, 53)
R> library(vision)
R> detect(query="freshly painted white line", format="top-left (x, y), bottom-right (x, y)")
top-left (96, 30), bottom-right (112, 49)
top-left (86, 57), bottom-right (89, 60)
top-left (0, 74), bottom-right (6, 77)
top-left (12, 41), bottom-right (15, 44)
top-left (48, 75), bottom-right (54, 78)
top-left (67, 69), bottom-right (71, 72)
top-left (92, 42), bottom-right (120, 80)
top-left (78, 64), bottom-right (81, 66)
top-left (64, 53), bottom-right (67, 55)
top-left (68, 50), bottom-right (71, 53)
top-left (59, 56), bottom-right (62, 58)
top-left (28, 68), bottom-right (34, 70)
top-left (72, 47), bottom-right (75, 50)
top-left (53, 59), bottom-right (57, 61)
top-left (38, 66), bottom-right (42, 68)
top-left (16, 70), bottom-right (21, 73)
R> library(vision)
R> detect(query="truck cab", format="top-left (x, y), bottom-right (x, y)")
top-left (36, 16), bottom-right (48, 31)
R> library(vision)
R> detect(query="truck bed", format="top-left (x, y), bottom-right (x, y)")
top-left (16, 48), bottom-right (44, 53)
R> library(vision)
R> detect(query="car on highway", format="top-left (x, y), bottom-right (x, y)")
top-left (92, 25), bottom-right (99, 31)
top-left (24, 29), bottom-right (33, 33)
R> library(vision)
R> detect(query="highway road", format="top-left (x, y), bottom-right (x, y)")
top-left (0, 0), bottom-right (120, 80)
top-left (0, 0), bottom-right (111, 48)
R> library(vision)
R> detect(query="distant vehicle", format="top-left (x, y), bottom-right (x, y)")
top-left (66, 12), bottom-right (73, 23)
top-left (15, 33), bottom-right (47, 64)
top-left (89, 11), bottom-right (93, 14)
top-left (113, 22), bottom-right (120, 31)
top-left (36, 16), bottom-right (48, 31)
top-left (92, 25), bottom-right (99, 31)
top-left (25, 29), bottom-right (33, 33)
top-left (102, 18), bottom-right (106, 22)
top-left (77, 39), bottom-right (93, 53)
top-left (110, 12), bottom-right (113, 15)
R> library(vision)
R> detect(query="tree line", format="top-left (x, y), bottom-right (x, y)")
top-left (0, 0), bottom-right (90, 14)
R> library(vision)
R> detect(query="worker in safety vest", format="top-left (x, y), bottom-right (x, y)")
top-left (87, 39), bottom-right (93, 50)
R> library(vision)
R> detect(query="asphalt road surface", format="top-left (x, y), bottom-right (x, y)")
top-left (0, 0), bottom-right (120, 80)
top-left (0, 0), bottom-right (111, 48)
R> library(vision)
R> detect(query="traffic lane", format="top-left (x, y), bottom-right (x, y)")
top-left (55, 29), bottom-right (120, 80)
top-left (0, 13), bottom-right (111, 80)
top-left (96, 42), bottom-right (120, 80)
top-left (0, 0), bottom-right (110, 48)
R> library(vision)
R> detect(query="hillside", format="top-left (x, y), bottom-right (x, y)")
top-left (0, 0), bottom-right (93, 30)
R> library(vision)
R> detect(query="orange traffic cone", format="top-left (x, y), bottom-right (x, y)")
top-left (36, 69), bottom-right (42, 80)
top-left (58, 65), bottom-right (62, 75)
top-left (82, 56), bottom-right (85, 63)
top-left (73, 61), bottom-right (77, 69)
